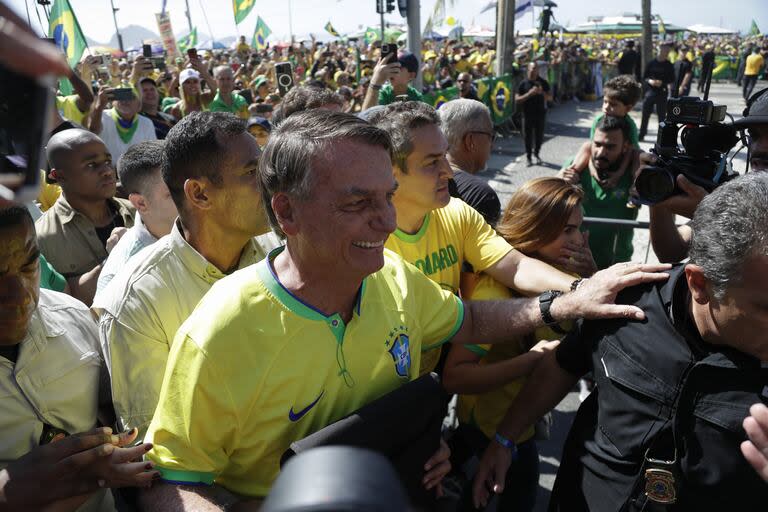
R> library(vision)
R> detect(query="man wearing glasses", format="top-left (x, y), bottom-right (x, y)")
top-left (439, 99), bottom-right (500, 226)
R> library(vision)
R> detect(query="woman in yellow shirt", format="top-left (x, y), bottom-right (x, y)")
top-left (443, 177), bottom-right (596, 512)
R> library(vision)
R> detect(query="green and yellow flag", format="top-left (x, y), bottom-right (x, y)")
top-left (233, 0), bottom-right (256, 25)
top-left (177, 27), bottom-right (197, 54)
top-left (325, 21), bottom-right (340, 37)
top-left (48, 0), bottom-right (87, 67)
top-left (252, 16), bottom-right (271, 50)
top-left (750, 19), bottom-right (761, 36)
top-left (657, 16), bottom-right (666, 35)
top-left (364, 27), bottom-right (381, 44)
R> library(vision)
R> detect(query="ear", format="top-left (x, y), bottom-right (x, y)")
top-left (183, 178), bottom-right (213, 211)
top-left (128, 192), bottom-right (148, 214)
top-left (271, 192), bottom-right (298, 236)
top-left (462, 132), bottom-right (474, 152)
top-left (684, 263), bottom-right (711, 305)
top-left (49, 168), bottom-right (62, 184)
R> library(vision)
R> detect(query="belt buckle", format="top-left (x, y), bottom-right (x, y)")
top-left (643, 449), bottom-right (678, 504)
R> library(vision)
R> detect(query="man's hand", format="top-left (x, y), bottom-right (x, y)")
top-left (370, 55), bottom-right (401, 87)
top-left (529, 339), bottom-right (560, 354)
top-left (132, 56), bottom-right (152, 77)
top-left (558, 166), bottom-right (580, 184)
top-left (741, 403), bottom-right (768, 482)
top-left (94, 85), bottom-right (112, 111)
top-left (106, 227), bottom-right (128, 254)
top-left (472, 439), bottom-right (513, 509)
top-left (558, 232), bottom-right (597, 277)
top-left (648, 78), bottom-right (662, 88)
top-left (0, 427), bottom-right (157, 508)
top-left (422, 438), bottom-right (451, 496)
top-left (552, 262), bottom-right (671, 322)
top-left (654, 174), bottom-right (707, 219)
top-left (0, 4), bottom-right (70, 78)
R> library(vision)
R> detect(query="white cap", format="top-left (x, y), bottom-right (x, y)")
top-left (179, 68), bottom-right (201, 84)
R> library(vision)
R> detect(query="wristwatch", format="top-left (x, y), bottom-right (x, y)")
top-left (539, 290), bottom-right (564, 330)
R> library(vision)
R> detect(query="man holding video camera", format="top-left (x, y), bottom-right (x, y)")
top-left (649, 88), bottom-right (768, 263)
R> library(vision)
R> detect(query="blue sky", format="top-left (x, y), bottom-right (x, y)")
top-left (8, 0), bottom-right (767, 43)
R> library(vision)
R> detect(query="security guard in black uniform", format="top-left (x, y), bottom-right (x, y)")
top-left (471, 172), bottom-right (768, 511)
top-left (638, 41), bottom-right (676, 141)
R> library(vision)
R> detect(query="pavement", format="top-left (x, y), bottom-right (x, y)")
top-left (465, 81), bottom-right (754, 511)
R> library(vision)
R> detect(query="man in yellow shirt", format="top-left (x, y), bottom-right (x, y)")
top-left (743, 47), bottom-right (765, 101)
top-left (140, 109), bottom-right (670, 510)
top-left (372, 101), bottom-right (577, 374)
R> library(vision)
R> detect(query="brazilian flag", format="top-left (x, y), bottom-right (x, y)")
top-left (476, 77), bottom-right (492, 104)
top-left (252, 16), bottom-right (272, 50)
top-left (431, 88), bottom-right (459, 110)
top-left (489, 75), bottom-right (514, 124)
top-left (177, 27), bottom-right (198, 54)
top-left (233, 0), bottom-right (256, 25)
top-left (750, 20), bottom-right (761, 36)
top-left (325, 21), bottom-right (340, 38)
top-left (49, 0), bottom-right (87, 68)
top-left (49, 0), bottom-right (88, 95)
top-left (364, 27), bottom-right (381, 44)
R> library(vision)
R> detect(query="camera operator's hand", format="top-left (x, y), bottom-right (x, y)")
top-left (0, 3), bottom-right (70, 79)
top-left (654, 174), bottom-right (708, 219)
top-left (370, 55), bottom-right (401, 87)
top-left (551, 262), bottom-right (671, 322)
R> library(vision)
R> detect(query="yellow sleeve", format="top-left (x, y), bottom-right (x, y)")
top-left (454, 200), bottom-right (513, 272)
top-left (401, 260), bottom-right (464, 351)
top-left (145, 333), bottom-right (239, 486)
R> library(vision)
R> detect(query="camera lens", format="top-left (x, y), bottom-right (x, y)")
top-left (635, 166), bottom-right (676, 204)
top-left (278, 74), bottom-right (292, 87)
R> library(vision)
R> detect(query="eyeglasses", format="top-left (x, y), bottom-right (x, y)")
top-left (469, 131), bottom-right (496, 142)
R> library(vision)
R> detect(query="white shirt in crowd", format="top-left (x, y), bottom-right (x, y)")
top-left (98, 109), bottom-right (157, 164)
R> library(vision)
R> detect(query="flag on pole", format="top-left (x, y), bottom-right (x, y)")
top-left (252, 16), bottom-right (272, 50)
top-left (324, 21), bottom-right (340, 37)
top-left (364, 27), bottom-right (381, 44)
top-left (514, 1), bottom-right (533, 21)
top-left (48, 0), bottom-right (88, 68)
top-left (750, 19), bottom-right (761, 36)
top-left (232, 0), bottom-right (256, 25)
top-left (657, 16), bottom-right (666, 35)
top-left (177, 27), bottom-right (198, 54)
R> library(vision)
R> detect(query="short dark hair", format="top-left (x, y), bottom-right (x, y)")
top-left (118, 140), bottom-right (165, 196)
top-left (260, 110), bottom-right (392, 237)
top-left (369, 101), bottom-right (440, 172)
top-left (162, 111), bottom-right (246, 209)
top-left (604, 75), bottom-right (642, 106)
top-left (0, 204), bottom-right (33, 231)
top-left (271, 86), bottom-right (345, 126)
top-left (595, 114), bottom-right (631, 143)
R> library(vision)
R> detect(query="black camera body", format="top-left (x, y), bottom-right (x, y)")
top-left (634, 97), bottom-right (739, 204)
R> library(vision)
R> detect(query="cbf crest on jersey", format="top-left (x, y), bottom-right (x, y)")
top-left (385, 325), bottom-right (411, 378)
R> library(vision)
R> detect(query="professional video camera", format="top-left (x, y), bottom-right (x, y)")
top-left (634, 59), bottom-right (739, 204)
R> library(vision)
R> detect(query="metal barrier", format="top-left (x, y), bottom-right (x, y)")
top-left (582, 216), bottom-right (688, 264)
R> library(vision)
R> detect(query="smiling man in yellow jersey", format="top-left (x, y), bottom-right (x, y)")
top-left (139, 110), bottom-right (670, 510)
top-left (372, 101), bottom-right (577, 375)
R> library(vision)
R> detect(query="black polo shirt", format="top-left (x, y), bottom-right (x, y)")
top-left (448, 169), bottom-right (501, 227)
top-left (552, 265), bottom-right (768, 511)
top-left (642, 58), bottom-right (675, 96)
top-left (516, 77), bottom-right (550, 118)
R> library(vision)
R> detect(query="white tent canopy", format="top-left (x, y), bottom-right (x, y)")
top-left (686, 24), bottom-right (737, 34)
top-left (462, 25), bottom-right (496, 38)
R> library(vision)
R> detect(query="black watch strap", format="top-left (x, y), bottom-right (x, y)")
top-left (539, 290), bottom-right (564, 329)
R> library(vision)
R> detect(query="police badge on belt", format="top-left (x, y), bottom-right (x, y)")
top-left (643, 450), bottom-right (679, 504)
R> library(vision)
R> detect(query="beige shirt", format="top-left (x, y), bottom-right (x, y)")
top-left (35, 196), bottom-right (135, 278)
top-left (0, 289), bottom-right (113, 511)
top-left (95, 219), bottom-right (266, 439)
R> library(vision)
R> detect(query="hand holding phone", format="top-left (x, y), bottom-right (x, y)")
top-left (187, 48), bottom-right (198, 60)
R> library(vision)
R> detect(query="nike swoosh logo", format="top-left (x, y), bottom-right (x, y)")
top-left (288, 390), bottom-right (325, 422)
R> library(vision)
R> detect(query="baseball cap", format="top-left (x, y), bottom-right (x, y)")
top-left (732, 88), bottom-right (768, 128)
top-left (253, 75), bottom-right (268, 89)
top-left (397, 51), bottom-right (419, 74)
top-left (138, 76), bottom-right (157, 87)
top-left (247, 116), bottom-right (272, 132)
top-left (179, 68), bottom-right (201, 84)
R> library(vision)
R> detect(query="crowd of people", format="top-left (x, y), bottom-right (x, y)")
top-left (2, 1), bottom-right (768, 510)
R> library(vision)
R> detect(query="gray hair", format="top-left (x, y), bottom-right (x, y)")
top-left (438, 99), bottom-right (492, 150)
top-left (689, 172), bottom-right (768, 299)
top-left (259, 109), bottom-right (392, 237)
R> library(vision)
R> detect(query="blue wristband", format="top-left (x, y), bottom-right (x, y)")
top-left (494, 432), bottom-right (518, 460)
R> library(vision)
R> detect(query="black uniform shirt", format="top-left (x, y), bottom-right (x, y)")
top-left (643, 58), bottom-right (676, 95)
top-left (448, 169), bottom-right (501, 227)
top-left (516, 77), bottom-right (550, 117)
top-left (552, 265), bottom-right (768, 511)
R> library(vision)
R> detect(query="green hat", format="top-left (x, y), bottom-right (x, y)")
top-left (253, 75), bottom-right (268, 89)
top-left (161, 96), bottom-right (180, 113)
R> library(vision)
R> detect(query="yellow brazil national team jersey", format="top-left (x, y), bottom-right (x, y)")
top-left (456, 273), bottom-right (574, 443)
top-left (145, 247), bottom-right (464, 497)
top-left (55, 95), bottom-right (88, 126)
top-left (384, 198), bottom-right (512, 374)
